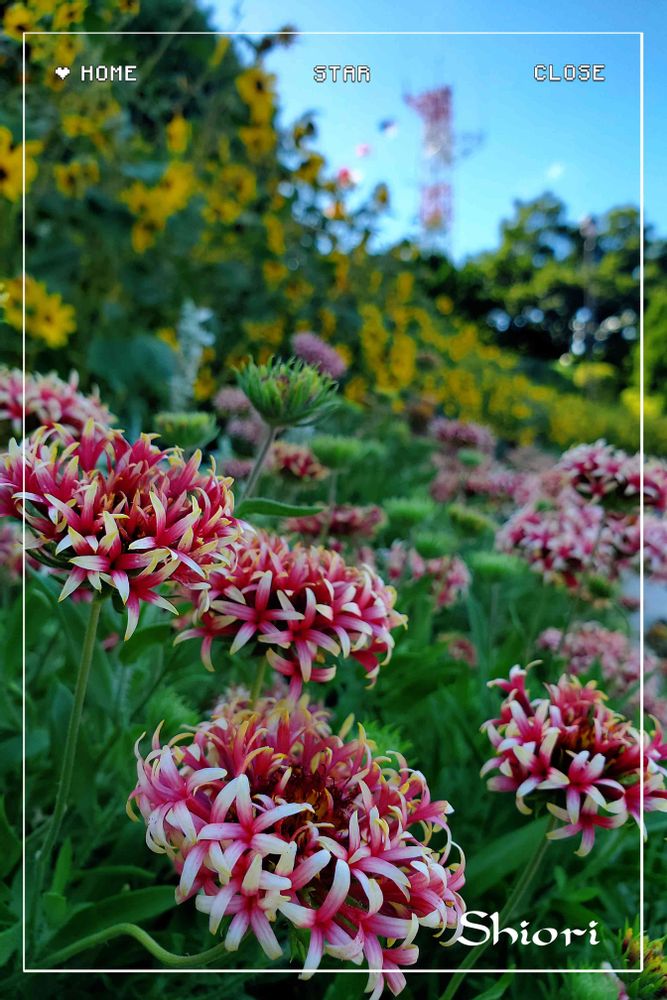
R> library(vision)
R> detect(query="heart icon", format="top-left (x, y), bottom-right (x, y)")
top-left (54, 66), bottom-right (70, 80)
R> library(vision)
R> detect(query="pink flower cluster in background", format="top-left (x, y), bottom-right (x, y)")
top-left (495, 494), bottom-right (611, 591)
top-left (429, 417), bottom-right (496, 454)
top-left (385, 541), bottom-right (471, 609)
top-left (227, 415), bottom-right (265, 449)
top-left (556, 439), bottom-right (667, 511)
top-left (538, 622), bottom-right (666, 723)
top-left (178, 530), bottom-right (406, 694)
top-left (213, 385), bottom-right (254, 419)
top-left (291, 331), bottom-right (348, 380)
top-left (221, 457), bottom-right (253, 481)
top-left (0, 423), bottom-right (240, 637)
top-left (268, 440), bottom-right (328, 482)
top-left (129, 688), bottom-right (466, 996)
top-left (286, 503), bottom-right (385, 543)
top-left (0, 366), bottom-right (114, 440)
top-left (481, 665), bottom-right (667, 854)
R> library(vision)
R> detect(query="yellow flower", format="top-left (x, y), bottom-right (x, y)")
top-left (344, 376), bottom-right (368, 404)
top-left (435, 294), bottom-right (453, 315)
top-left (31, 292), bottom-right (76, 347)
top-left (28, 0), bottom-right (60, 14)
top-left (3, 4), bottom-right (35, 40)
top-left (193, 365), bottom-right (216, 401)
top-left (156, 326), bottom-right (178, 350)
top-left (236, 66), bottom-right (276, 124)
top-left (131, 218), bottom-right (164, 253)
top-left (284, 277), bottom-right (313, 305)
top-left (295, 153), bottom-right (324, 184)
top-left (118, 0), bottom-right (140, 12)
top-left (53, 33), bottom-right (81, 66)
top-left (0, 127), bottom-right (42, 202)
top-left (319, 307), bottom-right (336, 337)
top-left (395, 272), bottom-right (414, 303)
top-left (203, 195), bottom-right (242, 225)
top-left (264, 216), bottom-right (285, 255)
top-left (4, 276), bottom-right (76, 347)
top-left (52, 0), bottom-right (87, 30)
top-left (220, 163), bottom-right (256, 204)
top-left (244, 318), bottom-right (284, 347)
top-left (54, 160), bottom-right (99, 198)
top-left (333, 343), bottom-right (352, 367)
top-left (166, 114), bottom-right (191, 154)
top-left (263, 260), bottom-right (288, 286)
top-left (122, 162), bottom-right (195, 242)
top-left (209, 36), bottom-right (230, 67)
top-left (157, 161), bottom-right (196, 213)
top-left (238, 126), bottom-right (276, 160)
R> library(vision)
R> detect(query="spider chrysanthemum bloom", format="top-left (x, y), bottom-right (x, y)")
top-left (267, 441), bottom-right (328, 482)
top-left (495, 494), bottom-right (616, 592)
top-left (177, 530), bottom-right (406, 695)
top-left (385, 542), bottom-right (470, 610)
top-left (0, 423), bottom-right (241, 638)
top-left (481, 665), bottom-right (667, 854)
top-left (128, 690), bottom-right (466, 995)
top-left (0, 366), bottom-right (114, 441)
top-left (537, 622), bottom-right (658, 691)
top-left (429, 418), bottom-right (496, 455)
top-left (537, 623), bottom-right (666, 723)
top-left (286, 504), bottom-right (385, 544)
top-left (556, 440), bottom-right (667, 513)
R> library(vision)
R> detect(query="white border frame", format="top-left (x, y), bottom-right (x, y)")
top-left (20, 28), bottom-right (645, 980)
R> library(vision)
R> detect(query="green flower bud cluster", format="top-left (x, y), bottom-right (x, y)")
top-left (237, 357), bottom-right (338, 428)
top-left (154, 411), bottom-right (217, 450)
top-left (311, 434), bottom-right (366, 470)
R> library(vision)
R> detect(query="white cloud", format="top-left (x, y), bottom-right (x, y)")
top-left (545, 162), bottom-right (565, 181)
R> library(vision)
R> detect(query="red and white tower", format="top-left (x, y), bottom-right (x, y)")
top-left (404, 85), bottom-right (483, 255)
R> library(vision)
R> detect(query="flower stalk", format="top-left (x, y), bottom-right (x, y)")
top-left (440, 815), bottom-right (556, 1000)
top-left (42, 921), bottom-right (230, 969)
top-left (242, 424), bottom-right (276, 500)
top-left (31, 596), bottom-right (103, 929)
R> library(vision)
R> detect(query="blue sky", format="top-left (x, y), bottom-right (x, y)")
top-left (209, 0), bottom-right (664, 261)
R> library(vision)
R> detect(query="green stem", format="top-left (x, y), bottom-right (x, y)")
top-left (41, 921), bottom-right (229, 969)
top-left (249, 658), bottom-right (267, 707)
top-left (318, 469), bottom-right (339, 544)
top-left (30, 597), bottom-right (103, 932)
top-left (440, 816), bottom-right (557, 1000)
top-left (242, 425), bottom-right (277, 500)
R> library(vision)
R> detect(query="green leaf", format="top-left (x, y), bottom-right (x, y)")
top-left (0, 922), bottom-right (20, 967)
top-left (51, 839), bottom-right (73, 896)
top-left (46, 886), bottom-right (176, 953)
top-left (0, 799), bottom-right (20, 880)
top-left (74, 865), bottom-right (156, 883)
top-left (465, 817), bottom-right (549, 897)
top-left (236, 497), bottom-right (324, 519)
top-left (48, 683), bottom-right (74, 773)
top-left (472, 973), bottom-right (513, 1000)
top-left (42, 892), bottom-right (68, 928)
top-left (567, 972), bottom-right (619, 1000)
